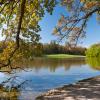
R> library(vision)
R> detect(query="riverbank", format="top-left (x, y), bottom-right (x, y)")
top-left (36, 75), bottom-right (100, 100)
top-left (45, 54), bottom-right (85, 59)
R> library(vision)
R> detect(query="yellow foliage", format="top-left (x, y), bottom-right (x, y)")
top-left (80, 0), bottom-right (100, 9)
top-left (85, 2), bottom-right (97, 9)
top-left (0, 41), bottom-right (23, 63)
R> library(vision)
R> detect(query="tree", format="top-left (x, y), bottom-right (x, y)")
top-left (53, 0), bottom-right (100, 47)
top-left (0, 0), bottom-right (100, 70)
top-left (86, 43), bottom-right (100, 57)
top-left (43, 41), bottom-right (86, 55)
top-left (0, 0), bottom-right (57, 68)
top-left (43, 41), bottom-right (59, 54)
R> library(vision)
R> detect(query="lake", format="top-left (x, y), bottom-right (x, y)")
top-left (0, 57), bottom-right (100, 100)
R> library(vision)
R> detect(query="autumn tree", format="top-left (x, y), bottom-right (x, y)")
top-left (0, 0), bottom-right (100, 70)
top-left (43, 42), bottom-right (86, 55)
top-left (53, 0), bottom-right (100, 47)
top-left (0, 0), bottom-right (57, 69)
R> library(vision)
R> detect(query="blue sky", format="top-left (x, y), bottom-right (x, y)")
top-left (0, 5), bottom-right (99, 48)
top-left (39, 5), bottom-right (100, 47)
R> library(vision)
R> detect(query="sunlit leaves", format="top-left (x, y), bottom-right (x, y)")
top-left (86, 43), bottom-right (100, 69)
top-left (0, 0), bottom-right (57, 67)
top-left (61, 0), bottom-right (74, 11)
top-left (53, 0), bottom-right (100, 46)
top-left (86, 43), bottom-right (100, 57)
top-left (86, 57), bottom-right (100, 70)
top-left (0, 41), bottom-right (15, 63)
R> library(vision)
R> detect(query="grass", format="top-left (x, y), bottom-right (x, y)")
top-left (45, 54), bottom-right (85, 58)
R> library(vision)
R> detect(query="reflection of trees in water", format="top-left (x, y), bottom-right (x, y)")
top-left (5, 57), bottom-right (86, 72)
top-left (0, 57), bottom-right (85, 100)
top-left (86, 57), bottom-right (100, 70)
top-left (0, 85), bottom-right (20, 100)
top-left (0, 57), bottom-right (85, 73)
top-left (0, 76), bottom-right (30, 100)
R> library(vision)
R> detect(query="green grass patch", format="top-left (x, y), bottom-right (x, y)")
top-left (45, 54), bottom-right (85, 58)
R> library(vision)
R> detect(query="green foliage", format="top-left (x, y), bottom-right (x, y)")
top-left (0, 0), bottom-right (57, 42)
top-left (32, 43), bottom-right (43, 57)
top-left (86, 43), bottom-right (100, 70)
top-left (86, 43), bottom-right (100, 57)
top-left (0, 0), bottom-right (57, 66)
top-left (86, 57), bottom-right (100, 70)
top-left (0, 0), bottom-right (99, 67)
top-left (14, 41), bottom-right (43, 58)
top-left (43, 41), bottom-right (86, 55)
top-left (43, 41), bottom-right (60, 54)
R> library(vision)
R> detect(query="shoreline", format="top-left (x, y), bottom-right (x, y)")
top-left (36, 75), bottom-right (100, 100)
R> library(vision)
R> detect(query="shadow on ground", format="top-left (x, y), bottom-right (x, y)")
top-left (36, 76), bottom-right (100, 100)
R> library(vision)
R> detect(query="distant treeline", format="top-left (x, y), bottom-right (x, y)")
top-left (0, 41), bottom-right (86, 59)
top-left (42, 41), bottom-right (86, 56)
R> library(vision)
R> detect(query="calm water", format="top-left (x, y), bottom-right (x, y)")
top-left (0, 57), bottom-right (100, 100)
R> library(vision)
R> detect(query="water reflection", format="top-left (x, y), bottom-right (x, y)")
top-left (0, 57), bottom-right (86, 73)
top-left (12, 58), bottom-right (86, 72)
top-left (86, 57), bottom-right (100, 70)
top-left (0, 85), bottom-right (20, 100)
top-left (0, 57), bottom-right (100, 100)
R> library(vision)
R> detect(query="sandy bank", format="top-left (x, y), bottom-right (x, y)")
top-left (36, 76), bottom-right (100, 100)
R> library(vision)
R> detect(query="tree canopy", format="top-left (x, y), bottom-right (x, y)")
top-left (53, 0), bottom-right (100, 46)
top-left (0, 0), bottom-right (100, 70)
top-left (0, 0), bottom-right (57, 68)
top-left (86, 43), bottom-right (100, 57)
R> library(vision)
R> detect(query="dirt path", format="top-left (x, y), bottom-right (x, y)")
top-left (36, 76), bottom-right (100, 100)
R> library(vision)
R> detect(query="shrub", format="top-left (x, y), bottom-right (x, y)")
top-left (86, 43), bottom-right (100, 57)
